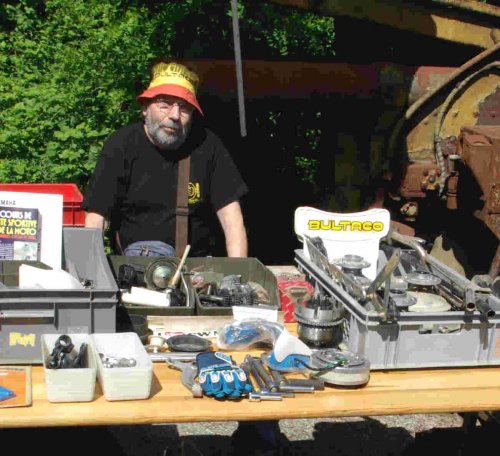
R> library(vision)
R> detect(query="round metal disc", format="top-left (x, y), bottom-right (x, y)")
top-left (332, 254), bottom-right (371, 270)
top-left (407, 291), bottom-right (451, 313)
top-left (313, 349), bottom-right (366, 367)
top-left (151, 265), bottom-right (172, 289)
top-left (144, 259), bottom-right (177, 290)
top-left (404, 271), bottom-right (442, 286)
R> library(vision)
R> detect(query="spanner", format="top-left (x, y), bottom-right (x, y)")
top-left (164, 357), bottom-right (203, 398)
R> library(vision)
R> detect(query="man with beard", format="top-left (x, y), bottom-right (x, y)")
top-left (83, 61), bottom-right (248, 257)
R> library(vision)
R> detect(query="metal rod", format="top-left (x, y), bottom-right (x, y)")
top-left (230, 0), bottom-right (247, 137)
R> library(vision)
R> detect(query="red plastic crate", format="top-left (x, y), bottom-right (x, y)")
top-left (0, 183), bottom-right (84, 226)
top-left (276, 273), bottom-right (314, 323)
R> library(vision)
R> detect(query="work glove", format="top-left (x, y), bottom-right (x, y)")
top-left (196, 351), bottom-right (253, 399)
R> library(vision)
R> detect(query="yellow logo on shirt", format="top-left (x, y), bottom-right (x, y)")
top-left (188, 182), bottom-right (201, 204)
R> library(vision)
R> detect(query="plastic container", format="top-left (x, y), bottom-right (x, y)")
top-left (107, 255), bottom-right (196, 316)
top-left (0, 183), bottom-right (84, 226)
top-left (90, 332), bottom-right (153, 401)
top-left (295, 248), bottom-right (500, 370)
top-left (185, 257), bottom-right (281, 316)
top-left (0, 227), bottom-right (118, 364)
top-left (41, 333), bottom-right (96, 402)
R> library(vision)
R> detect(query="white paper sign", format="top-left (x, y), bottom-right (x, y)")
top-left (0, 191), bottom-right (63, 270)
top-left (232, 305), bottom-right (279, 322)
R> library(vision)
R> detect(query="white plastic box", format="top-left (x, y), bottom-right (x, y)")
top-left (41, 333), bottom-right (96, 402)
top-left (90, 332), bottom-right (153, 401)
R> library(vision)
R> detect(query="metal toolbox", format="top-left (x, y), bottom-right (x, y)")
top-left (295, 240), bottom-right (500, 370)
top-left (0, 228), bottom-right (118, 364)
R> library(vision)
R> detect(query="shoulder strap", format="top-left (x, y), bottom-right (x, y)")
top-left (175, 155), bottom-right (190, 257)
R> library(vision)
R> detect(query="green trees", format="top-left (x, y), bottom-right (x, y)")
top-left (0, 0), bottom-right (334, 186)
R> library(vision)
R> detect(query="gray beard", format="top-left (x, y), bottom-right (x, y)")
top-left (144, 111), bottom-right (191, 150)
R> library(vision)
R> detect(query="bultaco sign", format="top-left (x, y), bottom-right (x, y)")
top-left (294, 207), bottom-right (391, 280)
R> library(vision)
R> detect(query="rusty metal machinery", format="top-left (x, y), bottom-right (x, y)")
top-left (377, 42), bottom-right (500, 279)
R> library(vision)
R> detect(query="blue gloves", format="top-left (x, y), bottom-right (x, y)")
top-left (196, 351), bottom-right (253, 399)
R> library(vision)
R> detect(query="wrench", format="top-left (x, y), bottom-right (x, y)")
top-left (164, 357), bottom-right (203, 398)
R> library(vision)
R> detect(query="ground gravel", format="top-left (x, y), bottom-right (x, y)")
top-left (3, 412), bottom-right (495, 455)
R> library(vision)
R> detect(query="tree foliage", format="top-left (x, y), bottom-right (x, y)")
top-left (0, 0), bottom-right (335, 185)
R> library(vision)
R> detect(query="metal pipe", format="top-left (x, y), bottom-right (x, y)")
top-left (230, 0), bottom-right (247, 137)
top-left (476, 297), bottom-right (496, 318)
top-left (249, 356), bottom-right (280, 392)
top-left (436, 284), bottom-right (475, 312)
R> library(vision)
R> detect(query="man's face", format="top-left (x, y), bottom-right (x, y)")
top-left (143, 95), bottom-right (194, 150)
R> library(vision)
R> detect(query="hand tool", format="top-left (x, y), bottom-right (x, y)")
top-left (268, 367), bottom-right (322, 393)
top-left (164, 356), bottom-right (203, 398)
top-left (243, 355), bottom-right (294, 398)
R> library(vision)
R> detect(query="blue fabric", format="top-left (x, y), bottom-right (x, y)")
top-left (123, 240), bottom-right (175, 257)
top-left (196, 352), bottom-right (253, 398)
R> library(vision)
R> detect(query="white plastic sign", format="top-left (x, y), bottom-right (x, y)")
top-left (294, 206), bottom-right (391, 279)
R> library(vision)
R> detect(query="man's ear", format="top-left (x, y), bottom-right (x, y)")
top-left (140, 100), bottom-right (151, 118)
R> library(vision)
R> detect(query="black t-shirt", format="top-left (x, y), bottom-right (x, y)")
top-left (82, 121), bottom-right (248, 256)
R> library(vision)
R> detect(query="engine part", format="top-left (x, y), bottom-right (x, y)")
top-left (166, 334), bottom-right (211, 353)
top-left (332, 254), bottom-right (371, 276)
top-left (46, 335), bottom-right (78, 369)
top-left (117, 263), bottom-right (145, 290)
top-left (407, 291), bottom-right (451, 312)
top-left (405, 270), bottom-right (442, 287)
top-left (304, 235), bottom-right (367, 302)
top-left (99, 353), bottom-right (137, 368)
top-left (117, 257), bottom-right (181, 292)
top-left (145, 335), bottom-right (168, 353)
top-left (388, 290), bottom-right (417, 310)
top-left (199, 274), bottom-right (265, 307)
top-left (476, 295), bottom-right (496, 318)
top-left (294, 295), bottom-right (344, 347)
top-left (365, 247), bottom-right (402, 321)
top-left (144, 259), bottom-right (176, 290)
top-left (309, 349), bottom-right (370, 387)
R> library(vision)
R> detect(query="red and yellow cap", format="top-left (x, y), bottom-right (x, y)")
top-left (137, 62), bottom-right (203, 115)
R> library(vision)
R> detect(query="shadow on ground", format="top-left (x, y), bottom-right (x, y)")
top-left (0, 418), bottom-right (497, 455)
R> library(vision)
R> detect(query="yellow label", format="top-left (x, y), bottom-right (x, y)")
top-left (308, 220), bottom-right (385, 232)
top-left (188, 182), bottom-right (201, 204)
top-left (150, 62), bottom-right (199, 94)
top-left (9, 332), bottom-right (36, 347)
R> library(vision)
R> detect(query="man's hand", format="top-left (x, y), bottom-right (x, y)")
top-left (85, 212), bottom-right (109, 231)
top-left (216, 201), bottom-right (248, 257)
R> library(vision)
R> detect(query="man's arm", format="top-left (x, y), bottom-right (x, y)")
top-left (85, 211), bottom-right (109, 231)
top-left (216, 201), bottom-right (248, 257)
